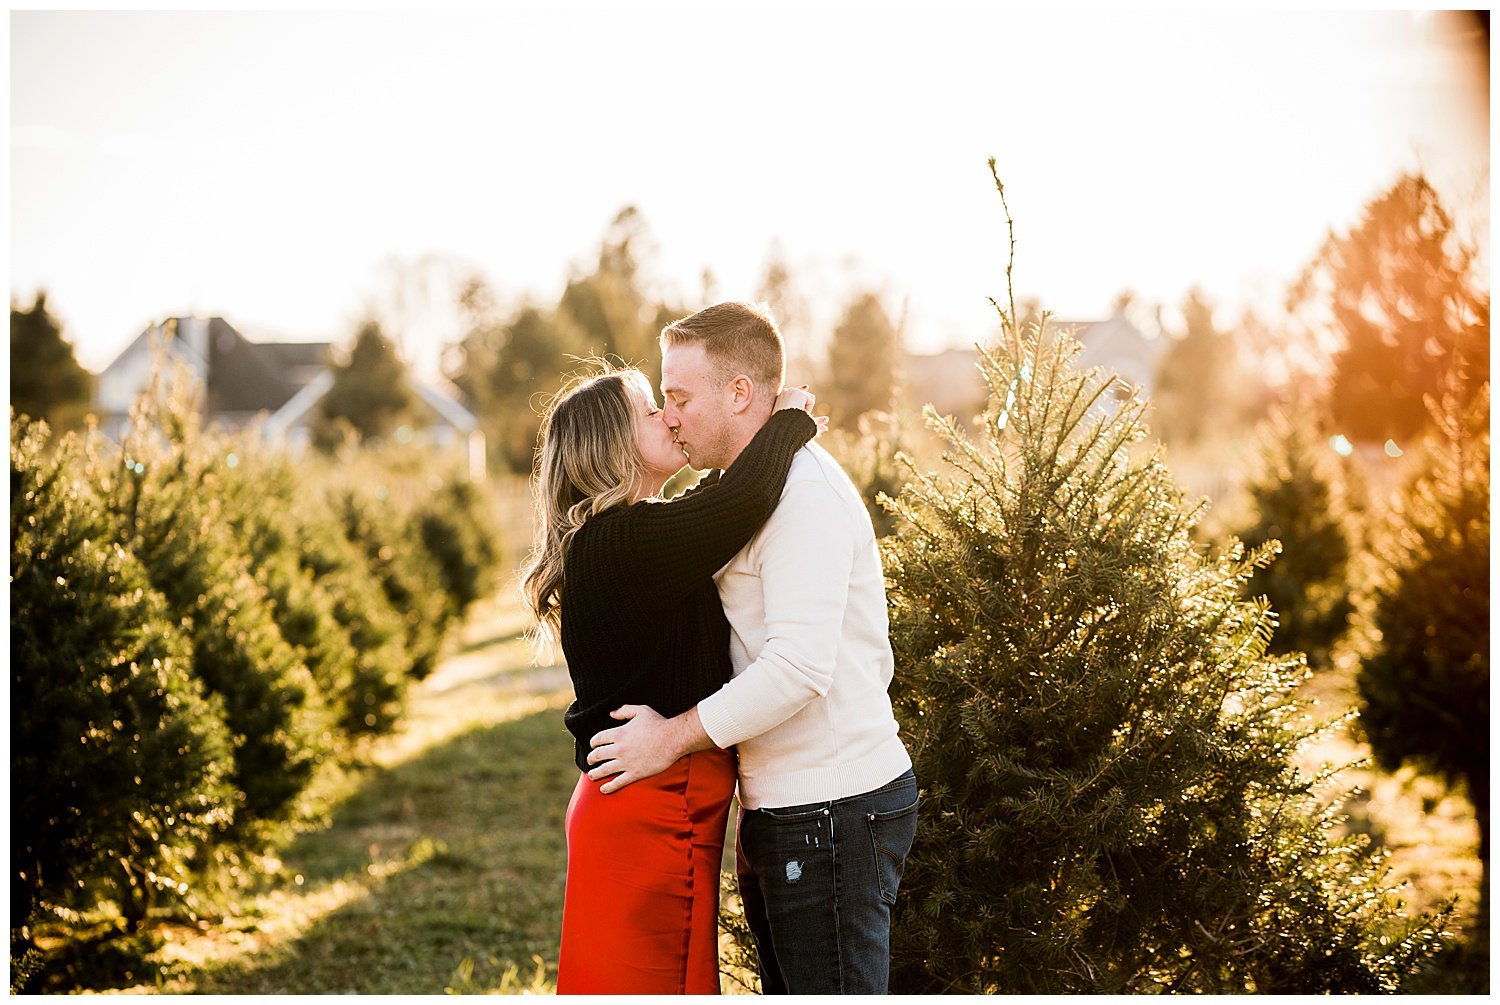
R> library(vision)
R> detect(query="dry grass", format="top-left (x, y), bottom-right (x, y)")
top-left (1297, 667), bottom-right (1483, 925)
top-left (1294, 663), bottom-right (1487, 992)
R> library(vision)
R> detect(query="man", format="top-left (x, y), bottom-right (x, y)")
top-left (586, 301), bottom-right (917, 994)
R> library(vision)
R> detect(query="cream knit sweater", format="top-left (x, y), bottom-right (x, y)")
top-left (696, 441), bottom-right (912, 810)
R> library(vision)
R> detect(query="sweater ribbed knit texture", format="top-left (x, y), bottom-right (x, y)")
top-left (559, 408), bottom-right (816, 771)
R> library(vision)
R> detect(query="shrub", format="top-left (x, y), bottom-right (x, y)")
top-left (879, 312), bottom-right (1448, 992)
top-left (1233, 406), bottom-right (1357, 671)
top-left (10, 417), bottom-right (233, 948)
top-left (106, 391), bottom-right (329, 836)
top-left (1355, 384), bottom-right (1489, 908)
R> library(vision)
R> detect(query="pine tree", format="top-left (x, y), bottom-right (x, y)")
top-left (451, 299), bottom-right (584, 474)
top-left (824, 290), bottom-right (902, 424)
top-left (820, 410), bottom-right (908, 539)
top-left (1233, 407), bottom-right (1357, 672)
top-left (311, 319), bottom-right (416, 452)
top-left (755, 243), bottom-right (818, 385)
top-left (1287, 173), bottom-right (1487, 444)
top-left (217, 443), bottom-right (410, 740)
top-left (877, 165), bottom-right (1447, 993)
top-left (1354, 383), bottom-right (1489, 911)
top-left (1150, 288), bottom-right (1238, 449)
top-left (108, 381), bottom-right (329, 836)
top-left (10, 416), bottom-right (233, 946)
top-left (10, 293), bottom-right (94, 433)
top-left (559, 206), bottom-right (673, 386)
top-left (415, 474), bottom-right (502, 622)
top-left (335, 484), bottom-right (452, 683)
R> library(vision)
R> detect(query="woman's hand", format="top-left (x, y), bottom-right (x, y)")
top-left (774, 384), bottom-right (815, 414)
top-left (776, 385), bottom-right (828, 436)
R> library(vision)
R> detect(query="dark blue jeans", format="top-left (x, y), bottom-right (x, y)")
top-left (735, 769), bottom-right (919, 994)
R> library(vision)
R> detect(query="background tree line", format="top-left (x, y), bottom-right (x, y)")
top-left (1179, 175), bottom-right (1489, 932)
top-left (442, 207), bottom-right (909, 478)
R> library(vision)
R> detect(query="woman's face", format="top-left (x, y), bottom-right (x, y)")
top-left (627, 377), bottom-right (687, 483)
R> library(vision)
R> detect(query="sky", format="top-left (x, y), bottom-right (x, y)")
top-left (8, 7), bottom-right (1491, 380)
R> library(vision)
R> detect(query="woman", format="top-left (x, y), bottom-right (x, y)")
top-left (522, 364), bottom-right (819, 994)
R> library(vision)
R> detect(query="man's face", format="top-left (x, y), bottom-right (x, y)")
top-left (660, 342), bottom-right (737, 469)
top-left (625, 377), bottom-right (687, 481)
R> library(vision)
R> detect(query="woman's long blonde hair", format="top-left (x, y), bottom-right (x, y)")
top-left (522, 365), bottom-right (653, 655)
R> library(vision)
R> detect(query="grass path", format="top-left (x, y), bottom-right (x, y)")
top-left (147, 591), bottom-right (577, 994)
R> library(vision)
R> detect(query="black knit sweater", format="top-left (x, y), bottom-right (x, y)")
top-left (559, 408), bottom-right (817, 771)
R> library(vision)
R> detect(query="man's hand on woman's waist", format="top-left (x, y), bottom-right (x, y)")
top-left (587, 704), bottom-right (714, 794)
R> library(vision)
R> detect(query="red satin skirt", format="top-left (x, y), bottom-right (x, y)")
top-left (556, 747), bottom-right (736, 995)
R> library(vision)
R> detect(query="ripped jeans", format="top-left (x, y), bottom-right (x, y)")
top-left (734, 769), bottom-right (919, 994)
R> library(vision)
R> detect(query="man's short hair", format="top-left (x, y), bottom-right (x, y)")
top-left (659, 301), bottom-right (786, 392)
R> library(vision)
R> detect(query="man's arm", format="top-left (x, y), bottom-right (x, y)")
top-left (588, 476), bottom-right (855, 790)
top-left (694, 475), bottom-right (854, 746)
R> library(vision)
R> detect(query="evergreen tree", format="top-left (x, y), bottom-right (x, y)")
top-left (312, 319), bottom-right (416, 452)
top-left (335, 485), bottom-right (452, 682)
top-left (1287, 173), bottom-right (1488, 444)
top-left (452, 295), bottom-right (585, 474)
top-left (109, 383), bottom-right (328, 836)
top-left (416, 475), bottom-right (503, 620)
top-left (876, 165), bottom-right (1446, 993)
top-left (452, 209), bottom-right (686, 474)
top-left (1233, 407), bottom-right (1357, 672)
top-left (1150, 288), bottom-right (1237, 449)
top-left (755, 243), bottom-right (817, 384)
top-left (824, 290), bottom-right (902, 424)
top-left (820, 411), bottom-right (908, 539)
top-left (10, 292), bottom-right (94, 433)
top-left (218, 443), bottom-right (410, 739)
top-left (1354, 383), bottom-right (1489, 909)
top-left (10, 417), bottom-right (233, 946)
top-left (558, 206), bottom-right (672, 385)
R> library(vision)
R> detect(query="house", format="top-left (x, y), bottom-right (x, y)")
top-left (94, 315), bottom-right (484, 478)
top-left (902, 305), bottom-right (1166, 423)
top-left (902, 346), bottom-right (990, 421)
top-left (1049, 305), bottom-right (1167, 404)
top-left (95, 316), bottom-right (317, 439)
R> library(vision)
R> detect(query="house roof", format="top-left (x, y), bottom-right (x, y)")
top-left (258, 340), bottom-right (329, 372)
top-left (103, 316), bottom-right (331, 417)
top-left (203, 318), bottom-right (327, 415)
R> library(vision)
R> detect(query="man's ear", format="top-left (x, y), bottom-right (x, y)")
top-left (727, 374), bottom-right (755, 414)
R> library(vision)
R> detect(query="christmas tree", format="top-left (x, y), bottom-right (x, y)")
top-left (107, 382), bottom-right (329, 836)
top-left (10, 418), bottom-right (233, 952)
top-left (1354, 383), bottom-right (1489, 913)
top-left (878, 165), bottom-right (1447, 993)
top-left (1233, 406), bottom-right (1357, 672)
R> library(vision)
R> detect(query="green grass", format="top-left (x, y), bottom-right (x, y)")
top-left (137, 593), bottom-right (579, 994)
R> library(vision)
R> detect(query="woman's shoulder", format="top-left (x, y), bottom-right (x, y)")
top-left (567, 504), bottom-right (643, 559)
